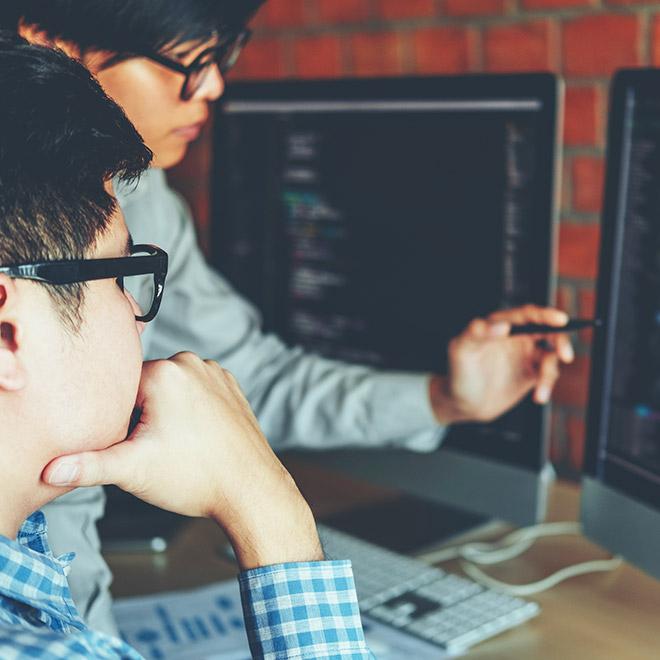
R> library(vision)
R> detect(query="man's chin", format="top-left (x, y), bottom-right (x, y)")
top-left (153, 141), bottom-right (189, 170)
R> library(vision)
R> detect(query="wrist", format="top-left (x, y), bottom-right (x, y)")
top-left (429, 374), bottom-right (472, 426)
top-left (215, 488), bottom-right (324, 570)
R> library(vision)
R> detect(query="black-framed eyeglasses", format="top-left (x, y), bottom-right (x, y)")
top-left (140, 29), bottom-right (251, 101)
top-left (0, 244), bottom-right (168, 323)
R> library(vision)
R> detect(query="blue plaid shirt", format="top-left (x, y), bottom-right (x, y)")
top-left (0, 512), bottom-right (372, 659)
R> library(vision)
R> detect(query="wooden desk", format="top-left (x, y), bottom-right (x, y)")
top-left (106, 466), bottom-right (660, 659)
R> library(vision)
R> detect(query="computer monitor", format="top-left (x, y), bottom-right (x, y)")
top-left (212, 74), bottom-right (562, 547)
top-left (582, 69), bottom-right (660, 580)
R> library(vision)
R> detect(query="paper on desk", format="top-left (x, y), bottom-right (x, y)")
top-left (114, 578), bottom-right (447, 659)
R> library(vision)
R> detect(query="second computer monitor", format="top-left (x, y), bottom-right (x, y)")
top-left (582, 69), bottom-right (660, 581)
top-left (212, 74), bottom-right (562, 530)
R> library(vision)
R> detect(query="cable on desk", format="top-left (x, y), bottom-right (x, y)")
top-left (418, 521), bottom-right (583, 565)
top-left (460, 554), bottom-right (623, 596)
top-left (417, 521), bottom-right (623, 595)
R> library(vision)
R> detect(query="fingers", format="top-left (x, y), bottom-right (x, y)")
top-left (489, 304), bottom-right (569, 327)
top-left (553, 332), bottom-right (575, 363)
top-left (42, 442), bottom-right (135, 489)
top-left (541, 331), bottom-right (574, 364)
top-left (462, 317), bottom-right (510, 342)
top-left (533, 352), bottom-right (561, 404)
top-left (487, 305), bottom-right (574, 363)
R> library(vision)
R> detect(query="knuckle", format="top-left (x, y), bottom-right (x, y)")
top-left (176, 351), bottom-right (199, 365)
top-left (151, 359), bottom-right (180, 380)
top-left (223, 369), bottom-right (238, 383)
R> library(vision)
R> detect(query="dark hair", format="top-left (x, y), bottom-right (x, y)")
top-left (0, 32), bottom-right (152, 327)
top-left (7, 0), bottom-right (265, 58)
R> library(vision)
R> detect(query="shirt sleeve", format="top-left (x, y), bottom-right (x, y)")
top-left (0, 625), bottom-right (144, 660)
top-left (238, 560), bottom-right (374, 660)
top-left (123, 170), bottom-right (447, 453)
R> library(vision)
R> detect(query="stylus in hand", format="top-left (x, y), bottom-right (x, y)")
top-left (509, 318), bottom-right (602, 336)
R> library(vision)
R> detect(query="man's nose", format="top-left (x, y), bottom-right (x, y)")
top-left (197, 64), bottom-right (225, 102)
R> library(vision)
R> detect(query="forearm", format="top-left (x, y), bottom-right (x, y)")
top-left (242, 346), bottom-right (447, 450)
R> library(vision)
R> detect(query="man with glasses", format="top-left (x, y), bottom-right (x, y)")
top-left (0, 34), bottom-right (373, 659)
top-left (7, 0), bottom-right (574, 636)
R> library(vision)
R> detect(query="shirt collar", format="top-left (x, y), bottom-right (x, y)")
top-left (0, 511), bottom-right (85, 630)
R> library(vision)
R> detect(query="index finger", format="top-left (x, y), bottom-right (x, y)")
top-left (488, 305), bottom-right (569, 327)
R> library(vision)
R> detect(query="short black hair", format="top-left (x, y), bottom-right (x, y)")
top-left (0, 32), bottom-right (152, 327)
top-left (7, 1), bottom-right (265, 58)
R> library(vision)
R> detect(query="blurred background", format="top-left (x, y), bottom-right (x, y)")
top-left (168, 0), bottom-right (657, 480)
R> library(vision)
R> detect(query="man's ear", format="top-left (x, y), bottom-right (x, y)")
top-left (0, 275), bottom-right (26, 392)
top-left (18, 20), bottom-right (82, 59)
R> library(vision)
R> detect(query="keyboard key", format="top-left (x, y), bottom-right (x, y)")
top-left (318, 525), bottom-right (540, 653)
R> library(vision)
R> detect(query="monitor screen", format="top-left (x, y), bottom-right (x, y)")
top-left (212, 75), bottom-right (559, 478)
top-left (585, 70), bottom-right (660, 514)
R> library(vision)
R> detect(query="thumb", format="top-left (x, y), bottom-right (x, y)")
top-left (42, 441), bottom-right (135, 489)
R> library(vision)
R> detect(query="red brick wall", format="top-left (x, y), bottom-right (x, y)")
top-left (168, 0), bottom-right (660, 478)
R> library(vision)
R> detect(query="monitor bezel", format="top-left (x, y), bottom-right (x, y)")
top-left (212, 73), bottom-right (562, 526)
top-left (583, 68), bottom-right (660, 511)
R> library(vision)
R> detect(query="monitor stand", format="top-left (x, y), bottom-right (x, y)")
top-left (320, 494), bottom-right (494, 556)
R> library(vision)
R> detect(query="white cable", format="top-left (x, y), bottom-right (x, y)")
top-left (460, 554), bottom-right (623, 596)
top-left (418, 521), bottom-right (582, 565)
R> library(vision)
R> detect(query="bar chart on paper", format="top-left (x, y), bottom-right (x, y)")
top-left (114, 581), bottom-right (250, 660)
top-left (114, 579), bottom-right (444, 659)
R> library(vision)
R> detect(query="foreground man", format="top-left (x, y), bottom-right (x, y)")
top-left (0, 35), bottom-right (372, 659)
top-left (7, 0), bottom-right (573, 634)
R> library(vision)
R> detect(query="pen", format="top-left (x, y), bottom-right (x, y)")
top-left (509, 318), bottom-right (602, 336)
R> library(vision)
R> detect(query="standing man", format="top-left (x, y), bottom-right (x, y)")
top-left (8, 0), bottom-right (573, 636)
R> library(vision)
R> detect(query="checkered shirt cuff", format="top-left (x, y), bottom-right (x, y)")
top-left (238, 560), bottom-right (372, 659)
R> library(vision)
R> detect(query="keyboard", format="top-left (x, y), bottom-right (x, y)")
top-left (319, 525), bottom-right (540, 655)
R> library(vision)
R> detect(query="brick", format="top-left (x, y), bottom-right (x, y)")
top-left (651, 15), bottom-right (660, 66)
top-left (572, 156), bottom-right (605, 214)
top-left (578, 287), bottom-right (597, 342)
top-left (555, 284), bottom-right (576, 316)
top-left (377, 0), bottom-right (436, 20)
top-left (259, 0), bottom-right (307, 28)
top-left (564, 85), bottom-right (603, 147)
top-left (248, 5), bottom-right (269, 29)
top-left (231, 38), bottom-right (286, 80)
top-left (566, 415), bottom-right (586, 472)
top-left (293, 35), bottom-right (343, 78)
top-left (558, 222), bottom-right (601, 279)
top-left (563, 14), bottom-right (640, 77)
top-left (445, 0), bottom-right (508, 16)
top-left (413, 27), bottom-right (476, 74)
top-left (318, 0), bottom-right (370, 23)
top-left (578, 287), bottom-right (596, 318)
top-left (350, 32), bottom-right (404, 76)
top-left (484, 20), bottom-right (557, 73)
top-left (561, 158), bottom-right (572, 214)
top-left (553, 355), bottom-right (591, 407)
top-left (523, 0), bottom-right (595, 8)
top-left (607, 0), bottom-right (660, 5)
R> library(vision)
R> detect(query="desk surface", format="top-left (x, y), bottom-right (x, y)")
top-left (106, 463), bottom-right (660, 659)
